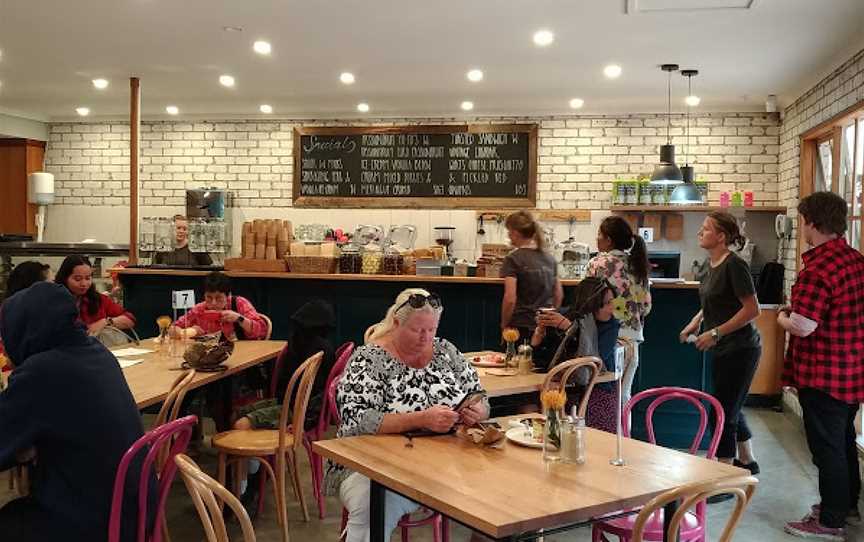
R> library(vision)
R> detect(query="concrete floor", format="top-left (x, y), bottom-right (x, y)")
top-left (2, 408), bottom-right (861, 541)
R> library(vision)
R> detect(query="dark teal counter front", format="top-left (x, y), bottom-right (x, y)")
top-left (118, 270), bottom-right (711, 448)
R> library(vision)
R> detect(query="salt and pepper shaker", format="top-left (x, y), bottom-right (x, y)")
top-left (561, 406), bottom-right (586, 464)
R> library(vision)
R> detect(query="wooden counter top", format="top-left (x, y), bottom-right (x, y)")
top-left (115, 267), bottom-right (700, 289)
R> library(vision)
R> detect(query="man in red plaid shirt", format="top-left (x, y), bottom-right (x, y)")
top-left (779, 191), bottom-right (864, 541)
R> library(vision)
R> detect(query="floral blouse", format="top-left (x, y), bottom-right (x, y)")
top-left (587, 249), bottom-right (652, 340)
top-left (324, 338), bottom-right (487, 494)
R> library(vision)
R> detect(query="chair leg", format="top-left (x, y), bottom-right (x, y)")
top-left (217, 452), bottom-right (227, 511)
top-left (304, 437), bottom-right (326, 519)
top-left (288, 450), bottom-right (310, 522)
top-left (432, 514), bottom-right (442, 542)
top-left (276, 453), bottom-right (291, 542)
top-left (339, 508), bottom-right (349, 542)
top-left (441, 517), bottom-right (450, 542)
top-left (257, 456), bottom-right (273, 518)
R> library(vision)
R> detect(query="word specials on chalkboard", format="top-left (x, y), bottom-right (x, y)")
top-left (292, 124), bottom-right (537, 208)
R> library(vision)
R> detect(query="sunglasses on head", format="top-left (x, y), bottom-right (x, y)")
top-left (396, 293), bottom-right (442, 312)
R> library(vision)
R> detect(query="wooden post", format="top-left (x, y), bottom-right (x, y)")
top-left (129, 77), bottom-right (140, 264)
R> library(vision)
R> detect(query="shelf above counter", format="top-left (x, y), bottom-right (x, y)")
top-left (611, 205), bottom-right (786, 213)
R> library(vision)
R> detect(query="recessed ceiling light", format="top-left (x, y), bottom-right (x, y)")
top-left (222, 26), bottom-right (243, 32)
top-left (259, 104), bottom-right (273, 114)
top-left (75, 107), bottom-right (90, 116)
top-left (685, 95), bottom-right (701, 107)
top-left (92, 78), bottom-right (109, 90)
top-left (467, 69), bottom-right (484, 82)
top-left (165, 105), bottom-right (179, 115)
top-left (533, 29), bottom-right (555, 47)
top-left (461, 101), bottom-right (474, 111)
top-left (356, 102), bottom-right (370, 113)
top-left (340, 72), bottom-right (355, 85)
top-left (604, 64), bottom-right (622, 79)
top-left (569, 98), bottom-right (584, 109)
top-left (219, 75), bottom-right (235, 87)
top-left (253, 40), bottom-right (272, 55)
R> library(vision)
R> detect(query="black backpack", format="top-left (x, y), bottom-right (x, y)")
top-left (756, 262), bottom-right (785, 304)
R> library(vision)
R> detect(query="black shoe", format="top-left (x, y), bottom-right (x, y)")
top-left (733, 459), bottom-right (760, 475)
top-left (238, 471), bottom-right (261, 522)
top-left (707, 493), bottom-right (735, 504)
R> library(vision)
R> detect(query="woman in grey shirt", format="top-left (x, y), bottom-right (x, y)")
top-left (500, 211), bottom-right (563, 342)
top-left (680, 211), bottom-right (761, 476)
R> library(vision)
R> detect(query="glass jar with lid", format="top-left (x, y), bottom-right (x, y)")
top-left (361, 243), bottom-right (383, 274)
top-left (557, 239), bottom-right (591, 279)
top-left (382, 244), bottom-right (404, 275)
top-left (339, 244), bottom-right (362, 274)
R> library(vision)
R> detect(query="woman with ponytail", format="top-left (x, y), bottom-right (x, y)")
top-left (586, 216), bottom-right (652, 405)
top-left (679, 211), bottom-right (761, 477)
top-left (500, 211), bottom-right (562, 341)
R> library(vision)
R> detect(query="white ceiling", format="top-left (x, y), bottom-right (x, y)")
top-left (0, 0), bottom-right (862, 121)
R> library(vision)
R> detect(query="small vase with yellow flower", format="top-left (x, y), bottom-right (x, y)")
top-left (540, 389), bottom-right (567, 463)
top-left (156, 316), bottom-right (172, 357)
top-left (501, 327), bottom-right (520, 369)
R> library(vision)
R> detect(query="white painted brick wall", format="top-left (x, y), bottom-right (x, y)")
top-left (45, 113), bottom-right (780, 210)
top-left (778, 47), bottom-right (864, 294)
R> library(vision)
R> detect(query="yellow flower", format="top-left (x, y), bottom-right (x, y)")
top-left (156, 316), bottom-right (172, 330)
top-left (613, 297), bottom-right (628, 320)
top-left (0, 353), bottom-right (8, 370)
top-left (502, 327), bottom-right (520, 343)
top-left (540, 389), bottom-right (567, 410)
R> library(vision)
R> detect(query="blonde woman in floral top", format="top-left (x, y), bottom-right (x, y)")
top-left (586, 216), bottom-right (652, 404)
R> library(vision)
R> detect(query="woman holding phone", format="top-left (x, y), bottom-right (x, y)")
top-left (326, 288), bottom-right (488, 542)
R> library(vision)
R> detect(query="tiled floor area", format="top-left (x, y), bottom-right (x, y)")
top-left (2, 407), bottom-right (861, 541)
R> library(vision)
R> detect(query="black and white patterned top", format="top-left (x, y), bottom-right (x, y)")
top-left (324, 337), bottom-right (487, 494)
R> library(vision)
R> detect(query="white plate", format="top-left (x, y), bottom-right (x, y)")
top-left (470, 354), bottom-right (506, 368)
top-left (505, 427), bottom-right (543, 449)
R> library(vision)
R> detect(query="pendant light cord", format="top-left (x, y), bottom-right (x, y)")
top-left (666, 70), bottom-right (672, 144)
top-left (685, 76), bottom-right (691, 164)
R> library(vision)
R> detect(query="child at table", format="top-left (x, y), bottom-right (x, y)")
top-left (532, 277), bottom-right (621, 433)
top-left (172, 271), bottom-right (267, 340)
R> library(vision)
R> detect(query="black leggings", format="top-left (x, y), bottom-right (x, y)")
top-left (711, 345), bottom-right (761, 459)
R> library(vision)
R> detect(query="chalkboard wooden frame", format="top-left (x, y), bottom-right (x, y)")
top-left (292, 124), bottom-right (537, 209)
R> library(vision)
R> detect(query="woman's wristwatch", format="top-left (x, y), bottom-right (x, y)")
top-left (711, 328), bottom-right (721, 342)
top-left (237, 315), bottom-right (246, 324)
top-left (106, 316), bottom-right (114, 327)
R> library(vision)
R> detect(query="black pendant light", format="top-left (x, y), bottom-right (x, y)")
top-left (650, 64), bottom-right (683, 185)
top-left (670, 69), bottom-right (702, 205)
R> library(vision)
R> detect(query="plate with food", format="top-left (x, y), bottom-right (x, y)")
top-left (469, 352), bottom-right (506, 368)
top-left (505, 418), bottom-right (545, 449)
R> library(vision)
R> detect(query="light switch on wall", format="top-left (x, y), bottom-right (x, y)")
top-left (638, 227), bottom-right (654, 243)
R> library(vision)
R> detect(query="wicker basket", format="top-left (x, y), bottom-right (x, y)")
top-left (285, 255), bottom-right (338, 274)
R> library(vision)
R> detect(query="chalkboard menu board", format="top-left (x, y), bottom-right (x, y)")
top-left (293, 124), bottom-right (537, 208)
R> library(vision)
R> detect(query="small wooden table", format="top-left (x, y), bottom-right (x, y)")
top-left (119, 340), bottom-right (286, 409)
top-left (468, 351), bottom-right (619, 399)
top-left (314, 428), bottom-right (745, 541)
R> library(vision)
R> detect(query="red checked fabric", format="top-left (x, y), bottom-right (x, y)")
top-left (783, 238), bottom-right (864, 403)
top-left (174, 295), bottom-right (268, 340)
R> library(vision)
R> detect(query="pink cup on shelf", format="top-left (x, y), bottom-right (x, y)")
top-left (719, 192), bottom-right (731, 208)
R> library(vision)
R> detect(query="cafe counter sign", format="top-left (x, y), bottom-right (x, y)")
top-left (292, 124), bottom-right (537, 208)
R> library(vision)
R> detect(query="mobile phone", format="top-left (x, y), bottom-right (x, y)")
top-left (454, 391), bottom-right (486, 412)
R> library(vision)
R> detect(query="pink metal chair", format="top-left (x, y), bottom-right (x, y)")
top-left (108, 415), bottom-right (198, 542)
top-left (304, 341), bottom-right (354, 518)
top-left (592, 387), bottom-right (725, 542)
top-left (258, 341), bottom-right (355, 518)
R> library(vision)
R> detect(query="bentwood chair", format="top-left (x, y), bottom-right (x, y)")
top-left (108, 415), bottom-right (198, 542)
top-left (260, 314), bottom-right (273, 341)
top-left (541, 356), bottom-right (602, 417)
top-left (175, 454), bottom-right (257, 542)
top-left (631, 476), bottom-right (758, 542)
top-left (213, 352), bottom-right (324, 542)
top-left (593, 387), bottom-right (725, 542)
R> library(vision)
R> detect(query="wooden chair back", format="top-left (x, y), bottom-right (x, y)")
top-left (632, 476), bottom-right (758, 542)
top-left (541, 356), bottom-right (601, 417)
top-left (277, 351), bottom-right (324, 452)
top-left (154, 369), bottom-right (196, 428)
top-left (260, 314), bottom-right (273, 340)
top-left (175, 453), bottom-right (256, 542)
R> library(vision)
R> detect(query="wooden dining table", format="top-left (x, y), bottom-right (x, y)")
top-left (468, 351), bottom-right (618, 399)
top-left (314, 427), bottom-right (746, 541)
top-left (118, 339), bottom-right (286, 409)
